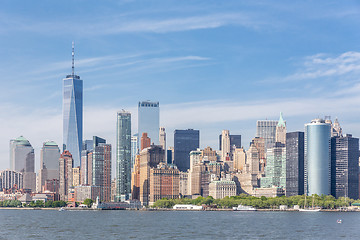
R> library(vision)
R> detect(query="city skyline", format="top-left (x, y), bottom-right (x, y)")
top-left (1, 0), bottom-right (360, 172)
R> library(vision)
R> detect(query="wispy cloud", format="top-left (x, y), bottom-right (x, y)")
top-left (0, 12), bottom-right (270, 36)
top-left (285, 51), bottom-right (360, 81)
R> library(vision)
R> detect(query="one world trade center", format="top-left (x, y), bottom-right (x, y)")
top-left (63, 42), bottom-right (83, 167)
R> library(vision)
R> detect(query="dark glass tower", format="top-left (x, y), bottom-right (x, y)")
top-left (174, 129), bottom-right (200, 172)
top-left (331, 134), bottom-right (359, 199)
top-left (286, 132), bottom-right (304, 196)
top-left (63, 42), bottom-right (83, 168)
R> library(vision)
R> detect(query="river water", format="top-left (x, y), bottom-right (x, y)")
top-left (0, 209), bottom-right (359, 239)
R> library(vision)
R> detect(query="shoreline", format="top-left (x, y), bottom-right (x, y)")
top-left (0, 207), bottom-right (358, 212)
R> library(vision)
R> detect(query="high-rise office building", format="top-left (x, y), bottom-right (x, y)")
top-left (138, 101), bottom-right (159, 145)
top-left (256, 119), bottom-right (278, 151)
top-left (0, 170), bottom-right (23, 190)
top-left (92, 136), bottom-right (112, 202)
top-left (39, 141), bottom-right (60, 192)
top-left (59, 150), bottom-right (73, 201)
top-left (80, 139), bottom-right (93, 185)
top-left (116, 111), bottom-right (131, 201)
top-left (131, 134), bottom-right (139, 170)
top-left (331, 134), bottom-right (359, 199)
top-left (141, 133), bottom-right (151, 151)
top-left (305, 118), bottom-right (331, 196)
top-left (260, 142), bottom-right (286, 188)
top-left (246, 143), bottom-right (260, 175)
top-left (219, 134), bottom-right (241, 150)
top-left (63, 42), bottom-right (83, 168)
top-left (139, 145), bottom-right (165, 205)
top-left (286, 132), bottom-right (304, 197)
top-left (72, 167), bottom-right (81, 187)
top-left (10, 136), bottom-right (36, 191)
top-left (220, 130), bottom-right (230, 162)
top-left (159, 127), bottom-right (167, 163)
top-left (174, 129), bottom-right (200, 172)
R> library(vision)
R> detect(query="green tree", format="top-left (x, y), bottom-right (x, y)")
top-left (83, 198), bottom-right (94, 208)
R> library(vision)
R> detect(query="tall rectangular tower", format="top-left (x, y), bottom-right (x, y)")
top-left (256, 120), bottom-right (278, 151)
top-left (116, 111), bottom-right (131, 201)
top-left (138, 101), bottom-right (159, 145)
top-left (63, 43), bottom-right (83, 168)
top-left (331, 134), bottom-right (359, 199)
top-left (10, 136), bottom-right (36, 192)
top-left (286, 132), bottom-right (304, 196)
top-left (39, 141), bottom-right (60, 192)
top-left (174, 129), bottom-right (200, 172)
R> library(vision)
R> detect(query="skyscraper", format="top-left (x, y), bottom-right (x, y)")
top-left (59, 150), bottom-right (73, 201)
top-left (139, 145), bottom-right (165, 205)
top-left (140, 133), bottom-right (151, 151)
top-left (256, 119), bottom-right (278, 151)
top-left (116, 111), bottom-right (131, 201)
top-left (63, 42), bottom-right (83, 168)
top-left (174, 129), bottom-right (200, 172)
top-left (260, 142), bottom-right (286, 188)
top-left (131, 134), bottom-right (139, 171)
top-left (39, 141), bottom-right (61, 192)
top-left (331, 134), bottom-right (359, 199)
top-left (220, 130), bottom-right (230, 162)
top-left (286, 132), bottom-right (304, 197)
top-left (92, 136), bottom-right (112, 202)
top-left (219, 134), bottom-right (241, 150)
top-left (305, 118), bottom-right (331, 196)
top-left (138, 101), bottom-right (159, 145)
top-left (10, 136), bottom-right (36, 191)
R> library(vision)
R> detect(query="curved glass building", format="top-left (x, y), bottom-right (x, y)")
top-left (304, 119), bottom-right (331, 196)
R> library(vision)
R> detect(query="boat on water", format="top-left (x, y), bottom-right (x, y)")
top-left (233, 205), bottom-right (257, 211)
top-left (59, 207), bottom-right (66, 212)
top-left (299, 195), bottom-right (321, 212)
top-left (298, 208), bottom-right (321, 212)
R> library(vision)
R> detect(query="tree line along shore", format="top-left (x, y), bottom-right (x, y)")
top-left (152, 194), bottom-right (360, 209)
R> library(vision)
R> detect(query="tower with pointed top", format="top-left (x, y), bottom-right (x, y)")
top-left (275, 112), bottom-right (286, 144)
top-left (63, 42), bottom-right (83, 168)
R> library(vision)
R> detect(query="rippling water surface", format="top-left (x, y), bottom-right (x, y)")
top-left (0, 209), bottom-right (359, 239)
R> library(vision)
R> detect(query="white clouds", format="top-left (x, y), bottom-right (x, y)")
top-left (285, 51), bottom-right (360, 81)
top-left (0, 12), bottom-right (267, 36)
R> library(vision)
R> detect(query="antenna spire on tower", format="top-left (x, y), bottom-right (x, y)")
top-left (72, 41), bottom-right (75, 77)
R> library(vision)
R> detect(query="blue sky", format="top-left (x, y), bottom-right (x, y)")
top-left (1, 0), bottom-right (360, 171)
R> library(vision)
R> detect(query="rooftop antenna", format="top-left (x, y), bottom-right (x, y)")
top-left (72, 41), bottom-right (75, 77)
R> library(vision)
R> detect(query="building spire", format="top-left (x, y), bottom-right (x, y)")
top-left (277, 112), bottom-right (286, 127)
top-left (72, 41), bottom-right (75, 77)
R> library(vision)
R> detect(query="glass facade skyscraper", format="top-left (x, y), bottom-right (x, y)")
top-left (256, 120), bottom-right (278, 151)
top-left (174, 129), bottom-right (200, 172)
top-left (63, 45), bottom-right (83, 168)
top-left (260, 142), bottom-right (286, 188)
top-left (92, 136), bottom-right (112, 202)
top-left (138, 101), bottom-right (159, 145)
top-left (10, 136), bottom-right (36, 191)
top-left (39, 141), bottom-right (61, 191)
top-left (331, 134), bottom-right (359, 199)
top-left (286, 132), bottom-right (304, 196)
top-left (116, 111), bottom-right (131, 201)
top-left (304, 119), bottom-right (331, 196)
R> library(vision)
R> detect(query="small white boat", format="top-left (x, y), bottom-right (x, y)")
top-left (233, 205), bottom-right (257, 211)
top-left (298, 208), bottom-right (321, 212)
top-left (59, 207), bottom-right (66, 212)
